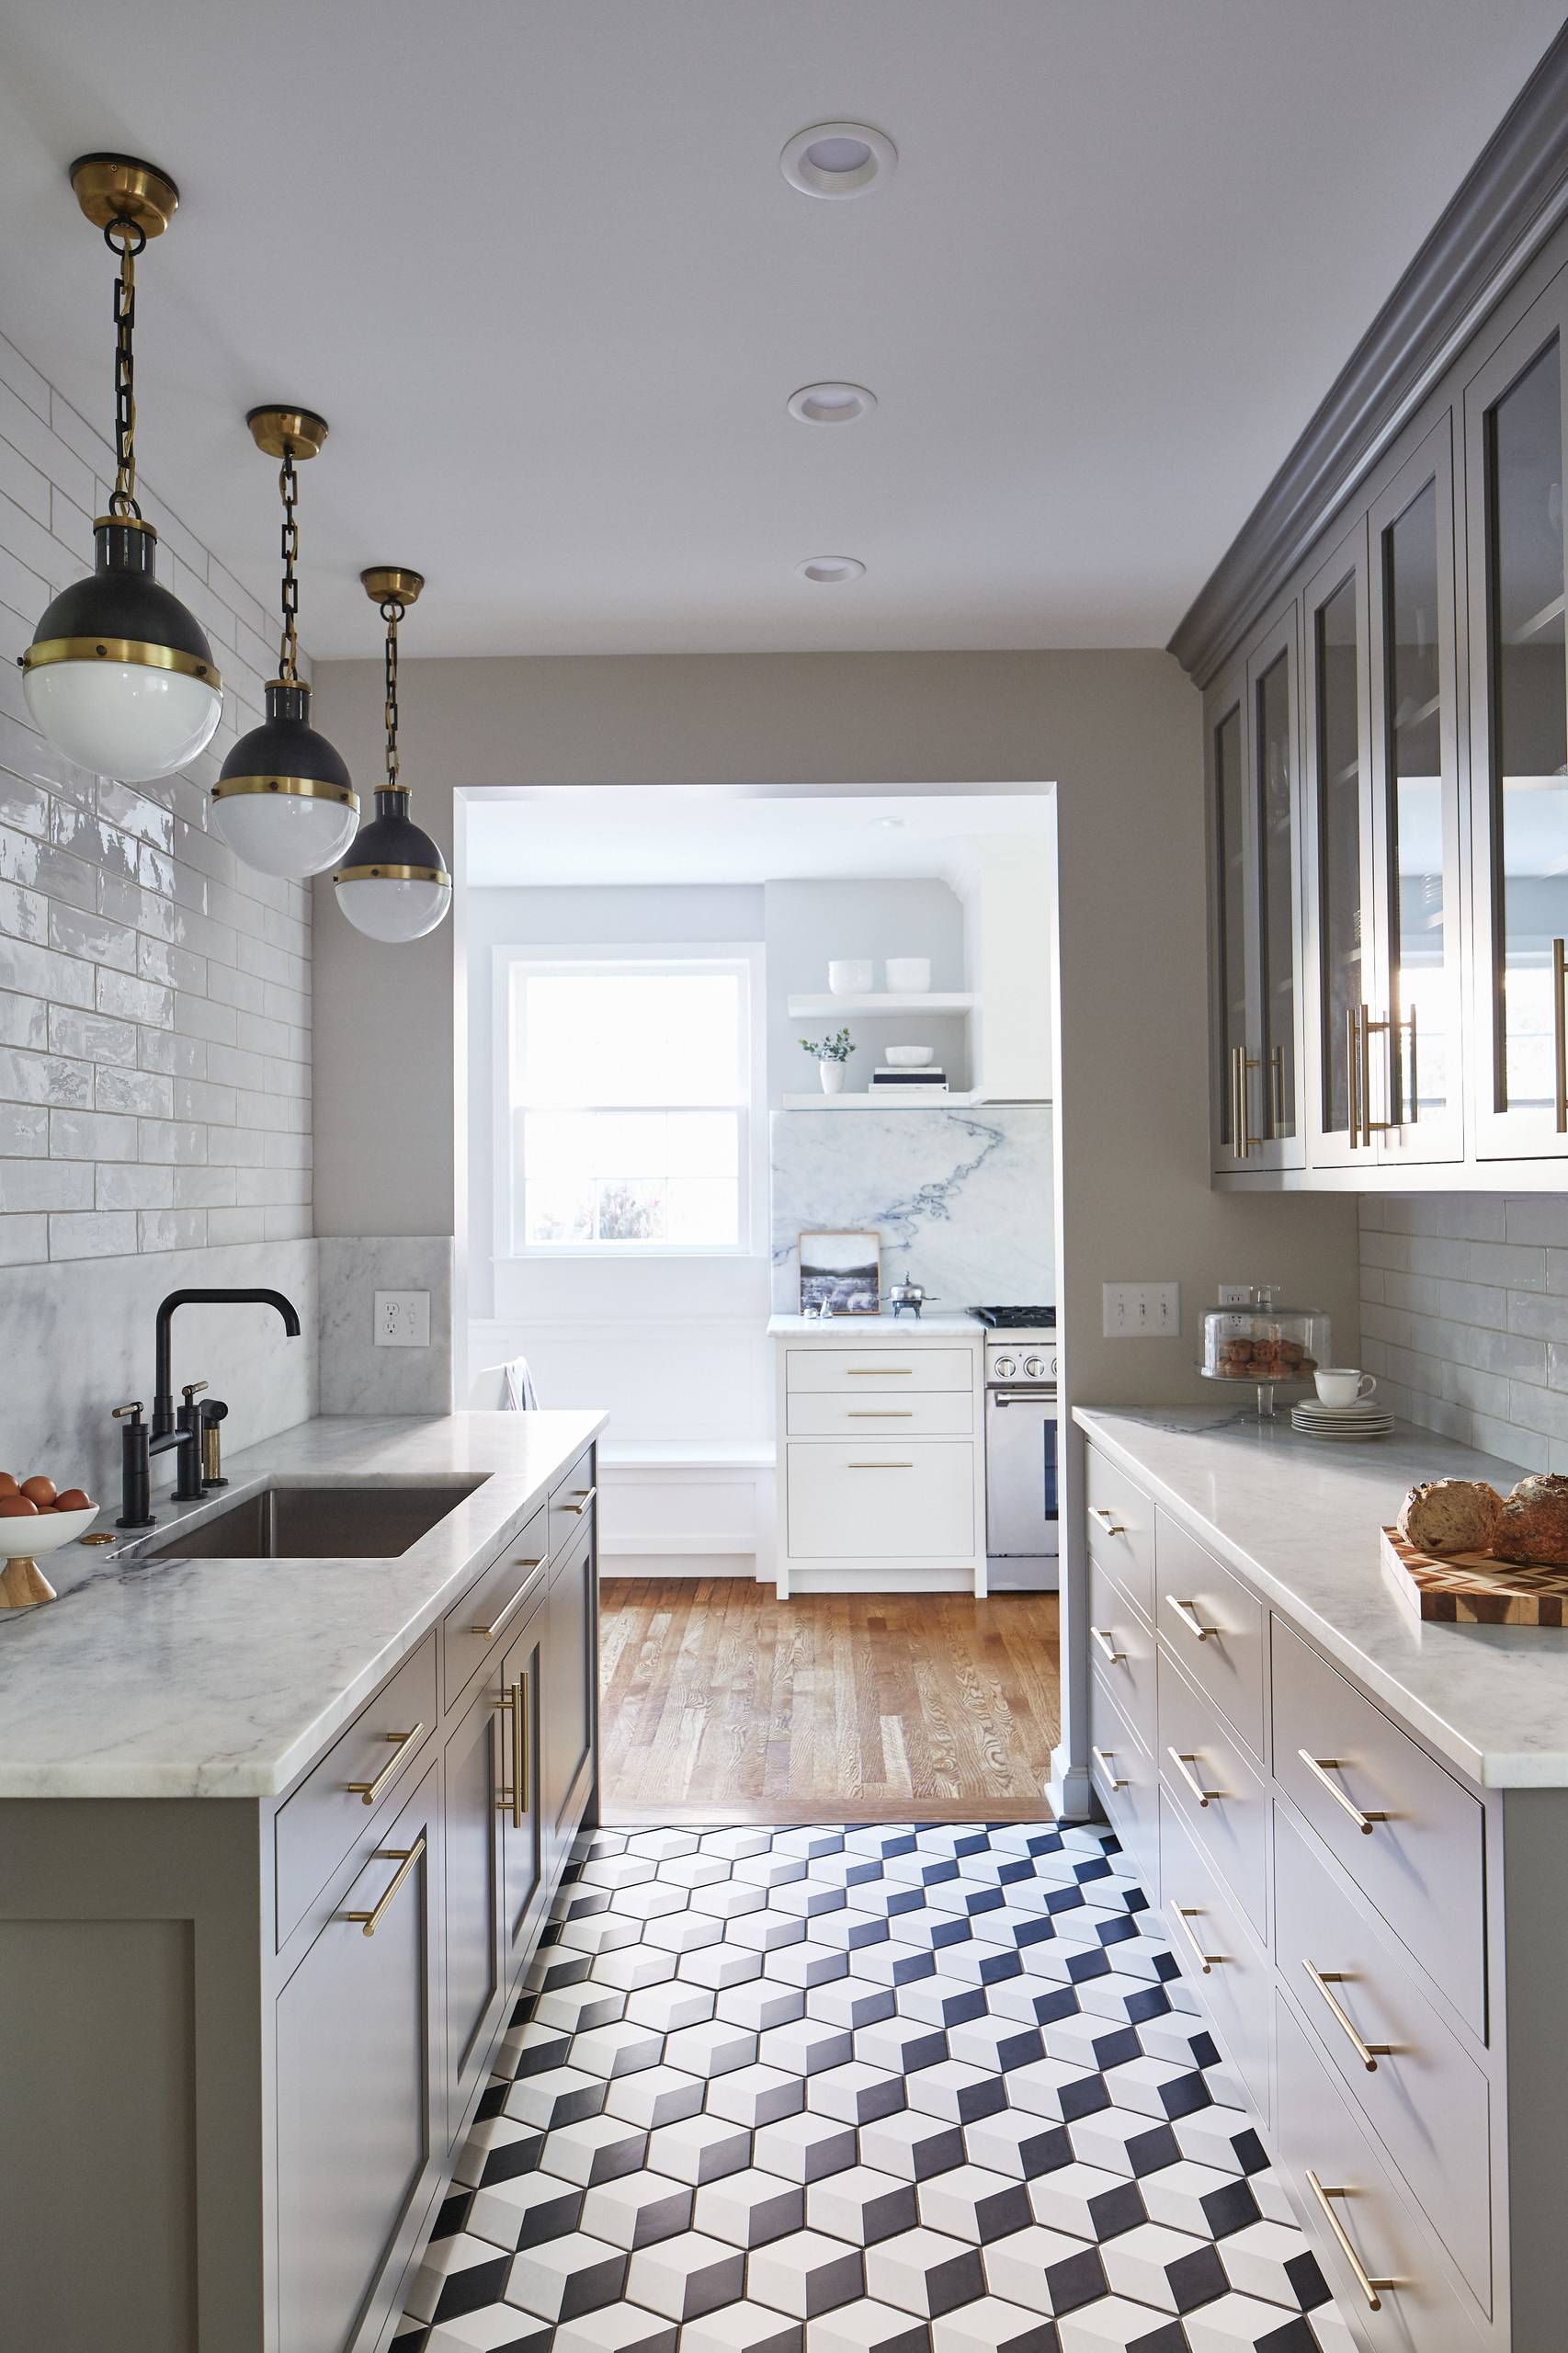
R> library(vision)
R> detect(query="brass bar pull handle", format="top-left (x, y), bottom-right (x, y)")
top-left (346, 1724), bottom-right (424, 1806)
top-left (1358, 1003), bottom-right (1392, 1145)
top-left (847, 1367), bottom-right (913, 1375)
top-left (339, 1834), bottom-right (426, 1938)
top-left (471, 1560), bottom-right (547, 1642)
top-left (1165, 1595), bottom-right (1215, 1643)
top-left (1301, 1959), bottom-right (1391, 2072)
top-left (1230, 1044), bottom-right (1260, 1161)
top-left (1555, 938), bottom-right (1567, 1134)
top-left (1171, 1903), bottom-right (1220, 1974)
top-left (1092, 1745), bottom-right (1129, 1790)
top-left (848, 1461), bottom-right (914, 1470)
top-left (494, 1676), bottom-right (528, 1829)
top-left (1304, 2171), bottom-right (1397, 2310)
top-left (1090, 1625), bottom-right (1126, 1665)
top-left (1089, 1506), bottom-right (1126, 1536)
top-left (1346, 1005), bottom-right (1360, 1147)
top-left (1167, 1748), bottom-right (1221, 1809)
top-left (846, 1410), bottom-right (914, 1417)
top-left (1297, 1750), bottom-right (1387, 1834)
top-left (563, 1485), bottom-right (597, 1515)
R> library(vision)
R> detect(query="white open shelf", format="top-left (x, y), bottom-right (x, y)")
top-left (781, 1089), bottom-right (985, 1109)
top-left (787, 991), bottom-right (977, 1017)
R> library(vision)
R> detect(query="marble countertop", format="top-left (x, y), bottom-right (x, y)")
top-left (0, 1410), bottom-right (605, 1801)
top-left (767, 1313), bottom-right (983, 1338)
top-left (1074, 1404), bottom-right (1568, 1788)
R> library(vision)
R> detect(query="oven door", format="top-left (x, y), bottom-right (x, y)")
top-left (984, 1386), bottom-right (1060, 1563)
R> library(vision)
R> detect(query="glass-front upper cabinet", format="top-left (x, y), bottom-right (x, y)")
top-left (1467, 289), bottom-right (1568, 1158)
top-left (1209, 606), bottom-right (1306, 1174)
top-left (1301, 522), bottom-right (1373, 1167)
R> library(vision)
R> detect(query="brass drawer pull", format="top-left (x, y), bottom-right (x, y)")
top-left (1171, 1903), bottom-right (1220, 1974)
top-left (847, 1366), bottom-right (912, 1375)
top-left (346, 1724), bottom-right (424, 1807)
top-left (1092, 1745), bottom-right (1129, 1790)
top-left (1297, 1750), bottom-right (1388, 1835)
top-left (1089, 1625), bottom-right (1125, 1665)
top-left (339, 1834), bottom-right (426, 1938)
top-left (495, 1674), bottom-right (528, 1829)
top-left (471, 1559), bottom-right (546, 1642)
top-left (848, 1461), bottom-right (914, 1470)
top-left (1089, 1506), bottom-right (1126, 1536)
top-left (1167, 1748), bottom-right (1221, 1808)
top-left (562, 1485), bottom-right (597, 1515)
top-left (1165, 1595), bottom-right (1215, 1643)
top-left (847, 1409), bottom-right (915, 1417)
top-left (1304, 2170), bottom-right (1398, 2310)
top-left (1302, 1959), bottom-right (1392, 2072)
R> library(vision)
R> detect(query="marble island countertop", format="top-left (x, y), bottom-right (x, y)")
top-left (0, 1410), bottom-right (605, 1801)
top-left (1075, 1404), bottom-right (1568, 1788)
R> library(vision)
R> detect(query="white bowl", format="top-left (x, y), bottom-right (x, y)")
top-left (885, 957), bottom-right (931, 993)
top-left (827, 959), bottom-right (873, 995)
top-left (1, 1505), bottom-right (98, 1557)
top-left (884, 1046), bottom-right (935, 1066)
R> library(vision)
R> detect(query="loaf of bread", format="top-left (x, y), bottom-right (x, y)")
top-left (1494, 1473), bottom-right (1568, 1568)
top-left (1396, 1478), bottom-right (1504, 1558)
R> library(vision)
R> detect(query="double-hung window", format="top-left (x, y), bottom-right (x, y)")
top-left (501, 951), bottom-right (760, 1255)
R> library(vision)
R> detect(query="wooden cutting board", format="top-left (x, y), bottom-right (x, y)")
top-left (1381, 1525), bottom-right (1568, 1625)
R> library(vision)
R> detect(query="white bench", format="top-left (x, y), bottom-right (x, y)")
top-left (596, 1441), bottom-right (777, 1583)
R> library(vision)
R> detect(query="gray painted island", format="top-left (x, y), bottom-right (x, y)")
top-left (0, 1409), bottom-right (604, 2353)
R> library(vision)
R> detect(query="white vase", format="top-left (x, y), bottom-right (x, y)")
top-left (819, 1061), bottom-right (846, 1095)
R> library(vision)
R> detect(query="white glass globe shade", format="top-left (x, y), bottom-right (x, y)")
top-left (210, 790), bottom-right (359, 880)
top-left (24, 659), bottom-right (222, 785)
top-left (335, 873), bottom-right (452, 942)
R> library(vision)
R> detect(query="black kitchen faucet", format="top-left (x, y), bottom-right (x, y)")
top-left (114, 1288), bottom-right (301, 1529)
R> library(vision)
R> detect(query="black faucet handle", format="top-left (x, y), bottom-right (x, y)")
top-left (112, 1400), bottom-right (144, 1422)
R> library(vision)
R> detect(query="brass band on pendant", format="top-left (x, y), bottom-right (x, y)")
top-left (335, 862), bottom-right (452, 886)
top-left (21, 635), bottom-right (222, 688)
top-left (211, 777), bottom-right (358, 806)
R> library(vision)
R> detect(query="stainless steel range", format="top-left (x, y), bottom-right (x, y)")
top-left (972, 1305), bottom-right (1059, 1589)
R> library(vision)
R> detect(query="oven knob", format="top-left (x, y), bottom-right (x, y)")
top-left (1024, 1355), bottom-right (1047, 1379)
top-left (993, 1354), bottom-right (1017, 1380)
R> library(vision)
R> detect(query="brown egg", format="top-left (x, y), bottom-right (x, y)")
top-left (19, 1475), bottom-right (56, 1507)
top-left (0, 1493), bottom-right (39, 1517)
top-left (54, 1488), bottom-right (92, 1514)
top-left (0, 1472), bottom-right (17, 1497)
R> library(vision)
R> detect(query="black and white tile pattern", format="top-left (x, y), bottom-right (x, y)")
top-left (392, 1825), bottom-right (1349, 2353)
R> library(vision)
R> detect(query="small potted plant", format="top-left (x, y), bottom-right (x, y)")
top-left (801, 1027), bottom-right (856, 1095)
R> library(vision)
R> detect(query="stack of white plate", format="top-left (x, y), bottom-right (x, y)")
top-left (1290, 1398), bottom-right (1394, 1441)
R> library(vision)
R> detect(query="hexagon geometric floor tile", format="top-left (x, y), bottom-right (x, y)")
top-left (393, 1823), bottom-right (1345, 2353)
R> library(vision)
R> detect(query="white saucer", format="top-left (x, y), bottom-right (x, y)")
top-left (1295, 1399), bottom-right (1387, 1419)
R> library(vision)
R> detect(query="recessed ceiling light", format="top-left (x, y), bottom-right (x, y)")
top-left (780, 122), bottom-right (897, 199)
top-left (789, 382), bottom-right (878, 426)
top-left (797, 556), bottom-right (866, 585)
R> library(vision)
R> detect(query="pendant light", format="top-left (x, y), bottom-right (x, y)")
top-left (20, 156), bottom-right (222, 782)
top-left (209, 409), bottom-right (358, 877)
top-left (334, 570), bottom-right (451, 941)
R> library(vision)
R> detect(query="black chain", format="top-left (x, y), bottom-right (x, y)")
top-left (381, 598), bottom-right (403, 790)
top-left (106, 217), bottom-right (145, 519)
top-left (278, 446), bottom-right (300, 682)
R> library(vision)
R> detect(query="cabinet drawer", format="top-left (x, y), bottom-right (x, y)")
top-left (442, 1504), bottom-right (549, 1711)
top-left (1159, 1785), bottom-right (1271, 2124)
top-left (1155, 1512), bottom-right (1266, 1760)
top-left (1157, 1642), bottom-right (1267, 1941)
top-left (1085, 1446), bottom-right (1155, 1622)
top-left (784, 1346), bottom-right (974, 1394)
top-left (787, 1388), bottom-right (973, 1436)
top-left (786, 1439), bottom-right (974, 1559)
top-left (1090, 1668), bottom-right (1158, 1898)
top-left (1274, 1992), bottom-right (1486, 2353)
top-left (1274, 1805), bottom-right (1492, 2310)
top-left (275, 1631), bottom-right (437, 1950)
top-left (1088, 1554), bottom-right (1156, 1758)
top-left (1272, 1620), bottom-right (1486, 2037)
top-left (549, 1444), bottom-right (597, 1561)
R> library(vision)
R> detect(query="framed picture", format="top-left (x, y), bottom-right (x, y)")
top-left (799, 1230), bottom-right (881, 1316)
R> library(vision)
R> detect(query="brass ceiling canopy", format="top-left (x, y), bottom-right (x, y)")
top-left (246, 405), bottom-right (329, 460)
top-left (361, 567), bottom-right (425, 606)
top-left (69, 153), bottom-right (179, 238)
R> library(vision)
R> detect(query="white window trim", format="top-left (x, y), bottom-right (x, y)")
top-left (494, 943), bottom-right (767, 1261)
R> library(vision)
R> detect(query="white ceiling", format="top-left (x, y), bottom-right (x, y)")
top-left (0, 2), bottom-right (1560, 660)
top-left (464, 788), bottom-right (1051, 888)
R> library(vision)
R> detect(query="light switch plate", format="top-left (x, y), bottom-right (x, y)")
top-left (375, 1290), bottom-right (430, 1347)
top-left (1103, 1281), bottom-right (1180, 1338)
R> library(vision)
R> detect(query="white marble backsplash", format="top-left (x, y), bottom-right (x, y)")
top-left (0, 1236), bottom-right (317, 1502)
top-left (769, 1106), bottom-right (1053, 1313)
top-left (318, 1235), bottom-right (454, 1415)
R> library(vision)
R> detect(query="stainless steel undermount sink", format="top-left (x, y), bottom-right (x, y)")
top-left (139, 1479), bottom-right (487, 1560)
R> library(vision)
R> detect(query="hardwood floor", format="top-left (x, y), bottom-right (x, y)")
top-left (598, 1579), bottom-right (1061, 1824)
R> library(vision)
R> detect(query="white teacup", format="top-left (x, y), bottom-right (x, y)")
top-left (1315, 1368), bottom-right (1377, 1408)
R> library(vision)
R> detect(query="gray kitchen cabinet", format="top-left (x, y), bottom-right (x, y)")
top-left (444, 1663), bottom-right (507, 2135)
top-left (500, 1596), bottom-right (547, 1955)
top-left (1301, 517), bottom-right (1374, 1169)
top-left (544, 1512), bottom-right (598, 1851)
top-left (275, 1759), bottom-right (441, 2353)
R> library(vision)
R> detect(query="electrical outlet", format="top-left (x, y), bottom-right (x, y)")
top-left (1218, 1283), bottom-right (1253, 1307)
top-left (1102, 1281), bottom-right (1180, 1338)
top-left (375, 1290), bottom-right (430, 1348)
